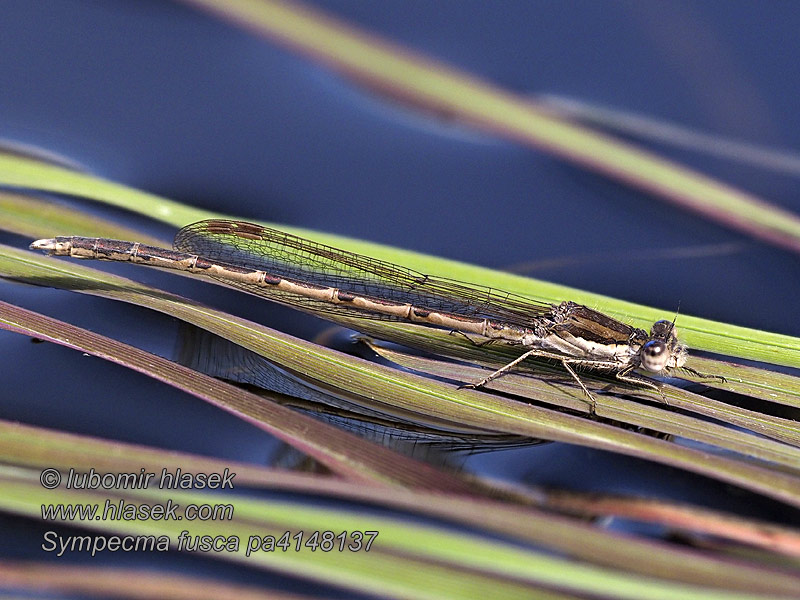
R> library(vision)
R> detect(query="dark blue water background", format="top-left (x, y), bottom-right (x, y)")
top-left (1, 0), bottom-right (799, 592)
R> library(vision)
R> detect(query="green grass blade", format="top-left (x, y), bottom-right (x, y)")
top-left (2, 469), bottom-right (792, 600)
top-left (0, 301), bottom-right (477, 493)
top-left (0, 190), bottom-right (169, 245)
top-left (367, 341), bottom-right (800, 456)
top-left (3, 244), bottom-right (800, 507)
top-left (0, 419), bottom-right (297, 488)
top-left (538, 94), bottom-right (800, 177)
top-left (0, 152), bottom-right (215, 226)
top-left (1, 421), bottom-right (798, 595)
top-left (1, 157), bottom-right (799, 368)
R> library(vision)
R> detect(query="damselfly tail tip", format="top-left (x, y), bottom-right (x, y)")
top-left (29, 238), bottom-right (58, 253)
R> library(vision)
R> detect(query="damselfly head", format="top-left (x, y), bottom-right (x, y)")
top-left (640, 319), bottom-right (687, 373)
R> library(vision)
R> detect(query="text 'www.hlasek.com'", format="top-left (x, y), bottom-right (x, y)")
top-left (39, 467), bottom-right (378, 557)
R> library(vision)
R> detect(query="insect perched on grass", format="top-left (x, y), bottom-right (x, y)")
top-left (31, 219), bottom-right (713, 412)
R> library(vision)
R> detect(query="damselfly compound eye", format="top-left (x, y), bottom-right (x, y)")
top-left (641, 340), bottom-right (669, 372)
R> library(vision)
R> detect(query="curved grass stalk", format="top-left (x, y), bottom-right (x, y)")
top-left (2, 469), bottom-right (795, 600)
top-left (178, 0), bottom-right (800, 254)
top-left (2, 244), bottom-right (799, 508)
top-left (0, 169), bottom-right (797, 368)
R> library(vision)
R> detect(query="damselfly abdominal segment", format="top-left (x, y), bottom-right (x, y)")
top-left (30, 219), bottom-right (705, 413)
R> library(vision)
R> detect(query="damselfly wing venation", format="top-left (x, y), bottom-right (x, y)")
top-left (31, 219), bottom-right (713, 411)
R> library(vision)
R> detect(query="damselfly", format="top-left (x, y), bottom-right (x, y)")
top-left (30, 219), bottom-right (709, 412)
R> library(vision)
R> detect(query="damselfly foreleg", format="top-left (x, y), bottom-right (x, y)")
top-left (460, 348), bottom-right (629, 414)
top-left (680, 366), bottom-right (727, 384)
top-left (614, 366), bottom-right (667, 405)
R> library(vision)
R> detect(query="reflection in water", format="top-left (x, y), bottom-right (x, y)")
top-left (174, 325), bottom-right (543, 470)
